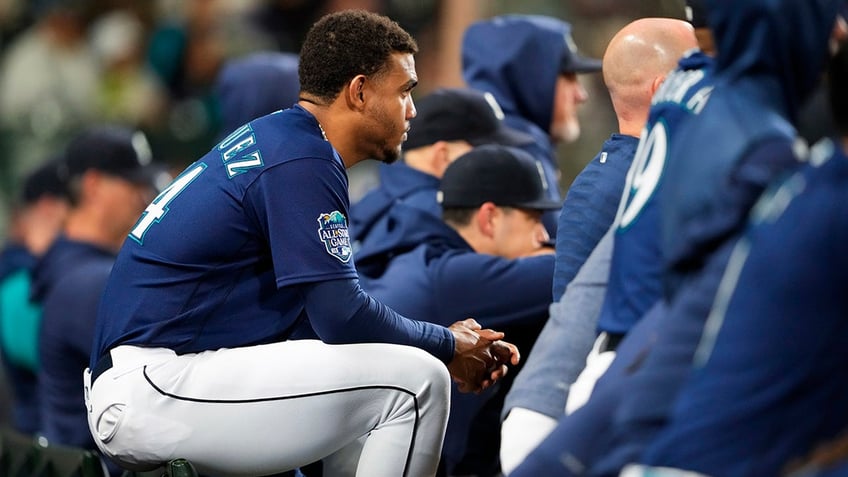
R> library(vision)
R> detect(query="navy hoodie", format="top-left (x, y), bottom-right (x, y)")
top-left (349, 161), bottom-right (440, 254)
top-left (660, 0), bottom-right (839, 296)
top-left (638, 0), bottom-right (842, 475)
top-left (462, 15), bottom-right (573, 234)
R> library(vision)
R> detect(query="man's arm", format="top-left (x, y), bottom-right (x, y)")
top-left (300, 278), bottom-right (518, 393)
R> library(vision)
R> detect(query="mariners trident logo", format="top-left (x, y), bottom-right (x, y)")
top-left (317, 211), bottom-right (352, 263)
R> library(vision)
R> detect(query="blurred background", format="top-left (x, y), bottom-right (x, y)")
top-left (0, 0), bottom-right (687, 239)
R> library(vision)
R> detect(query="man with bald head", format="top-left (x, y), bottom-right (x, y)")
top-left (562, 17), bottom-right (699, 415)
top-left (500, 17), bottom-right (697, 475)
top-left (551, 18), bottom-right (696, 303)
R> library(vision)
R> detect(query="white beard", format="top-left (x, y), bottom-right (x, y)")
top-left (551, 120), bottom-right (581, 144)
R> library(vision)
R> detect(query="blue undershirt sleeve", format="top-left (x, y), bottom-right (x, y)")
top-left (300, 278), bottom-right (456, 363)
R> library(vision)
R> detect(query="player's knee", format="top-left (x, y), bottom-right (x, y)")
top-left (391, 345), bottom-right (451, 403)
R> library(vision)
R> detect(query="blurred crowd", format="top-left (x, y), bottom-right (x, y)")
top-left (0, 0), bottom-right (684, 239)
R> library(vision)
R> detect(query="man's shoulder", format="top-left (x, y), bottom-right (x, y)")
top-left (46, 257), bottom-right (112, 301)
top-left (214, 108), bottom-right (338, 172)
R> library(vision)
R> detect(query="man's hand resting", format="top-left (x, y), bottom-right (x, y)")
top-left (447, 318), bottom-right (520, 393)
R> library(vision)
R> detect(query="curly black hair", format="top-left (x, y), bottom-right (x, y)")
top-left (299, 10), bottom-right (418, 102)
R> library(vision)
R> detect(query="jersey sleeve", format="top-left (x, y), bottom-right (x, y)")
top-left (244, 157), bottom-right (359, 288)
top-left (301, 278), bottom-right (456, 362)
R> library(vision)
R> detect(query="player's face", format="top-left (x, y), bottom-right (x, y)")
top-left (365, 53), bottom-right (418, 164)
top-left (492, 207), bottom-right (550, 259)
top-left (550, 73), bottom-right (588, 144)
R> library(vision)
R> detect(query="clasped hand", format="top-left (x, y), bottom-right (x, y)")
top-left (447, 318), bottom-right (520, 394)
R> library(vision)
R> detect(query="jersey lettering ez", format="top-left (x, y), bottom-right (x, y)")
top-left (219, 124), bottom-right (265, 179)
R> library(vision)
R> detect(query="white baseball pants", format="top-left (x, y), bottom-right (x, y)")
top-left (83, 341), bottom-right (451, 477)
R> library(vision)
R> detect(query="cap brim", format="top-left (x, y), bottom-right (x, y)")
top-left (120, 164), bottom-right (172, 193)
top-left (562, 56), bottom-right (603, 74)
top-left (469, 126), bottom-right (535, 147)
top-left (515, 198), bottom-right (562, 211)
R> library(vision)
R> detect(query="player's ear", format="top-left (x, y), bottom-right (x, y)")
top-left (651, 74), bottom-right (666, 96)
top-left (346, 75), bottom-right (367, 111)
top-left (431, 141), bottom-right (452, 177)
top-left (475, 202), bottom-right (498, 238)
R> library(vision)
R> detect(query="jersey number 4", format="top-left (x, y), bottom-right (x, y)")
top-left (129, 162), bottom-right (207, 244)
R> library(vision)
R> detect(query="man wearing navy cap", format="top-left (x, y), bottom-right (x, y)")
top-left (33, 125), bottom-right (166, 457)
top-left (351, 87), bottom-right (534, 263)
top-left (462, 15), bottom-right (603, 238)
top-left (358, 144), bottom-right (556, 476)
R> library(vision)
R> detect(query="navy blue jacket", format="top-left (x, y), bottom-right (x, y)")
top-left (660, 0), bottom-right (837, 297)
top-left (358, 203), bottom-right (554, 330)
top-left (462, 15), bottom-right (569, 235)
top-left (645, 140), bottom-right (848, 476)
top-left (636, 0), bottom-right (843, 474)
top-left (552, 134), bottom-right (638, 300)
top-left (350, 161), bottom-right (440, 254)
top-left (357, 203), bottom-right (554, 474)
top-left (32, 236), bottom-right (115, 449)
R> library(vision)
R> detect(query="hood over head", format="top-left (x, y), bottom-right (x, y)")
top-left (707, 0), bottom-right (841, 120)
top-left (462, 15), bottom-right (600, 133)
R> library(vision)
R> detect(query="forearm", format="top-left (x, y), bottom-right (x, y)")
top-left (300, 278), bottom-right (455, 362)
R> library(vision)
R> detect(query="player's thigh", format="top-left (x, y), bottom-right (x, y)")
top-left (90, 342), bottom-right (450, 471)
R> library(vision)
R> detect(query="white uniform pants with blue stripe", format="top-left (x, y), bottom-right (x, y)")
top-left (83, 341), bottom-right (450, 477)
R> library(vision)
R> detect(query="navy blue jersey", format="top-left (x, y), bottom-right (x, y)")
top-left (597, 52), bottom-right (715, 335)
top-left (93, 105), bottom-right (450, 367)
top-left (552, 134), bottom-right (638, 300)
top-left (642, 140), bottom-right (848, 476)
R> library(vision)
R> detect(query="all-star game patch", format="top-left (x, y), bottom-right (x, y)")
top-left (317, 211), bottom-right (352, 262)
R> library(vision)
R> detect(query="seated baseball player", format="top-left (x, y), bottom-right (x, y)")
top-left (358, 144), bottom-right (557, 476)
top-left (84, 10), bottom-right (518, 477)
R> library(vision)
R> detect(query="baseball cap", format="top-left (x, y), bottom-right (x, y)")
top-left (61, 125), bottom-right (165, 189)
top-left (438, 144), bottom-right (561, 211)
top-left (20, 155), bottom-right (70, 204)
top-left (404, 88), bottom-right (534, 150)
top-left (685, 0), bottom-right (709, 29)
top-left (560, 25), bottom-right (602, 74)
